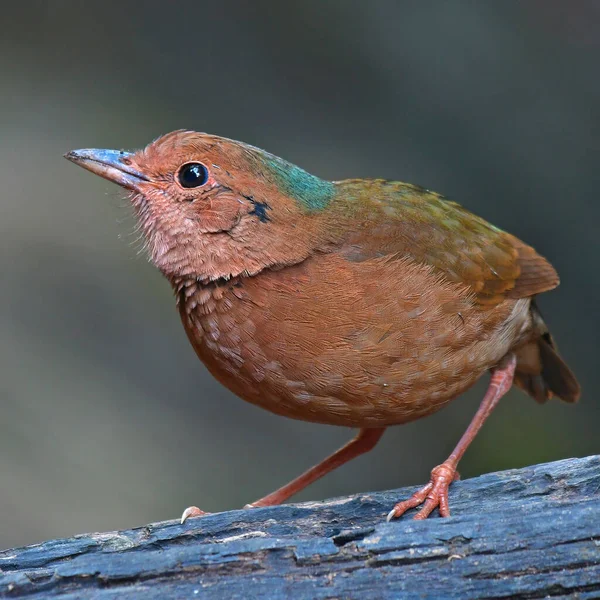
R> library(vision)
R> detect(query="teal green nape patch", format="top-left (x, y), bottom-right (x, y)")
top-left (266, 157), bottom-right (335, 211)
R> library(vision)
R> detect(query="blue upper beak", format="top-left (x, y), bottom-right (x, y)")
top-left (64, 148), bottom-right (149, 191)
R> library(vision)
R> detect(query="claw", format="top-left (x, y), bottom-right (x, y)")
top-left (387, 463), bottom-right (456, 521)
top-left (180, 505), bottom-right (209, 524)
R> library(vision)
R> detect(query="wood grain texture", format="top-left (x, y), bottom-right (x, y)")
top-left (2, 455), bottom-right (599, 599)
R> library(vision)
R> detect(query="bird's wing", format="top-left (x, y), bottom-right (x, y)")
top-left (335, 181), bottom-right (559, 306)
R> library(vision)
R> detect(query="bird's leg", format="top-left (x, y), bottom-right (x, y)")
top-left (248, 427), bottom-right (386, 508)
top-left (387, 353), bottom-right (517, 521)
top-left (181, 427), bottom-right (386, 523)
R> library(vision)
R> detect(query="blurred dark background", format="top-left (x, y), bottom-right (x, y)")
top-left (1, 1), bottom-right (598, 550)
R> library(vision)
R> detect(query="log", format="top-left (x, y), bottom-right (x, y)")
top-left (1, 456), bottom-right (600, 599)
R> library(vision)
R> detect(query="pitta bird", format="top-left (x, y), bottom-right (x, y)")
top-left (65, 131), bottom-right (579, 522)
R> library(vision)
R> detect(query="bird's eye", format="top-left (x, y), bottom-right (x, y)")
top-left (178, 162), bottom-right (209, 188)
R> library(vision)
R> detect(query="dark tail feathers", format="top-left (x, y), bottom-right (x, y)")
top-left (514, 300), bottom-right (580, 404)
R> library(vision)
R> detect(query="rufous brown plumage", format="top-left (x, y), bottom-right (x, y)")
top-left (65, 130), bottom-right (580, 521)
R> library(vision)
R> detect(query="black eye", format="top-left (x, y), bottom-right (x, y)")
top-left (178, 162), bottom-right (209, 188)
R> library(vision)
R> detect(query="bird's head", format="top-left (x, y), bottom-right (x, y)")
top-left (65, 130), bottom-right (338, 282)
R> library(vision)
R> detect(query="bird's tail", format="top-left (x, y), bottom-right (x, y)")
top-left (513, 300), bottom-right (580, 403)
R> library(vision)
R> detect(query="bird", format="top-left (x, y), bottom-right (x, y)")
top-left (65, 130), bottom-right (580, 523)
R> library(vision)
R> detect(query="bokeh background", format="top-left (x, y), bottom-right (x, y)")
top-left (1, 1), bottom-right (598, 550)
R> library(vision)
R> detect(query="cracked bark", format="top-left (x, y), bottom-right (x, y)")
top-left (1, 455), bottom-right (600, 599)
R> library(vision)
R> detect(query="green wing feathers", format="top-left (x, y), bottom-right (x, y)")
top-left (335, 181), bottom-right (560, 305)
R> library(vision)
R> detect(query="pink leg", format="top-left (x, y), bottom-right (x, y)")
top-left (181, 427), bottom-right (386, 523)
top-left (387, 353), bottom-right (517, 521)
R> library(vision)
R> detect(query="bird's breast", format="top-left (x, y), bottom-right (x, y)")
top-left (176, 254), bottom-right (530, 427)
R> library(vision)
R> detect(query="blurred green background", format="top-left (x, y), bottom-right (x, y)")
top-left (1, 1), bottom-right (598, 550)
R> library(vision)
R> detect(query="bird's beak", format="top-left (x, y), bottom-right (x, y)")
top-left (64, 148), bottom-right (149, 191)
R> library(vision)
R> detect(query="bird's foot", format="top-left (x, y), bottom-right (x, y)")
top-left (386, 462), bottom-right (459, 521)
top-left (180, 506), bottom-right (211, 524)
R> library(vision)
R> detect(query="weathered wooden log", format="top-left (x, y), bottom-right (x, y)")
top-left (1, 455), bottom-right (600, 599)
